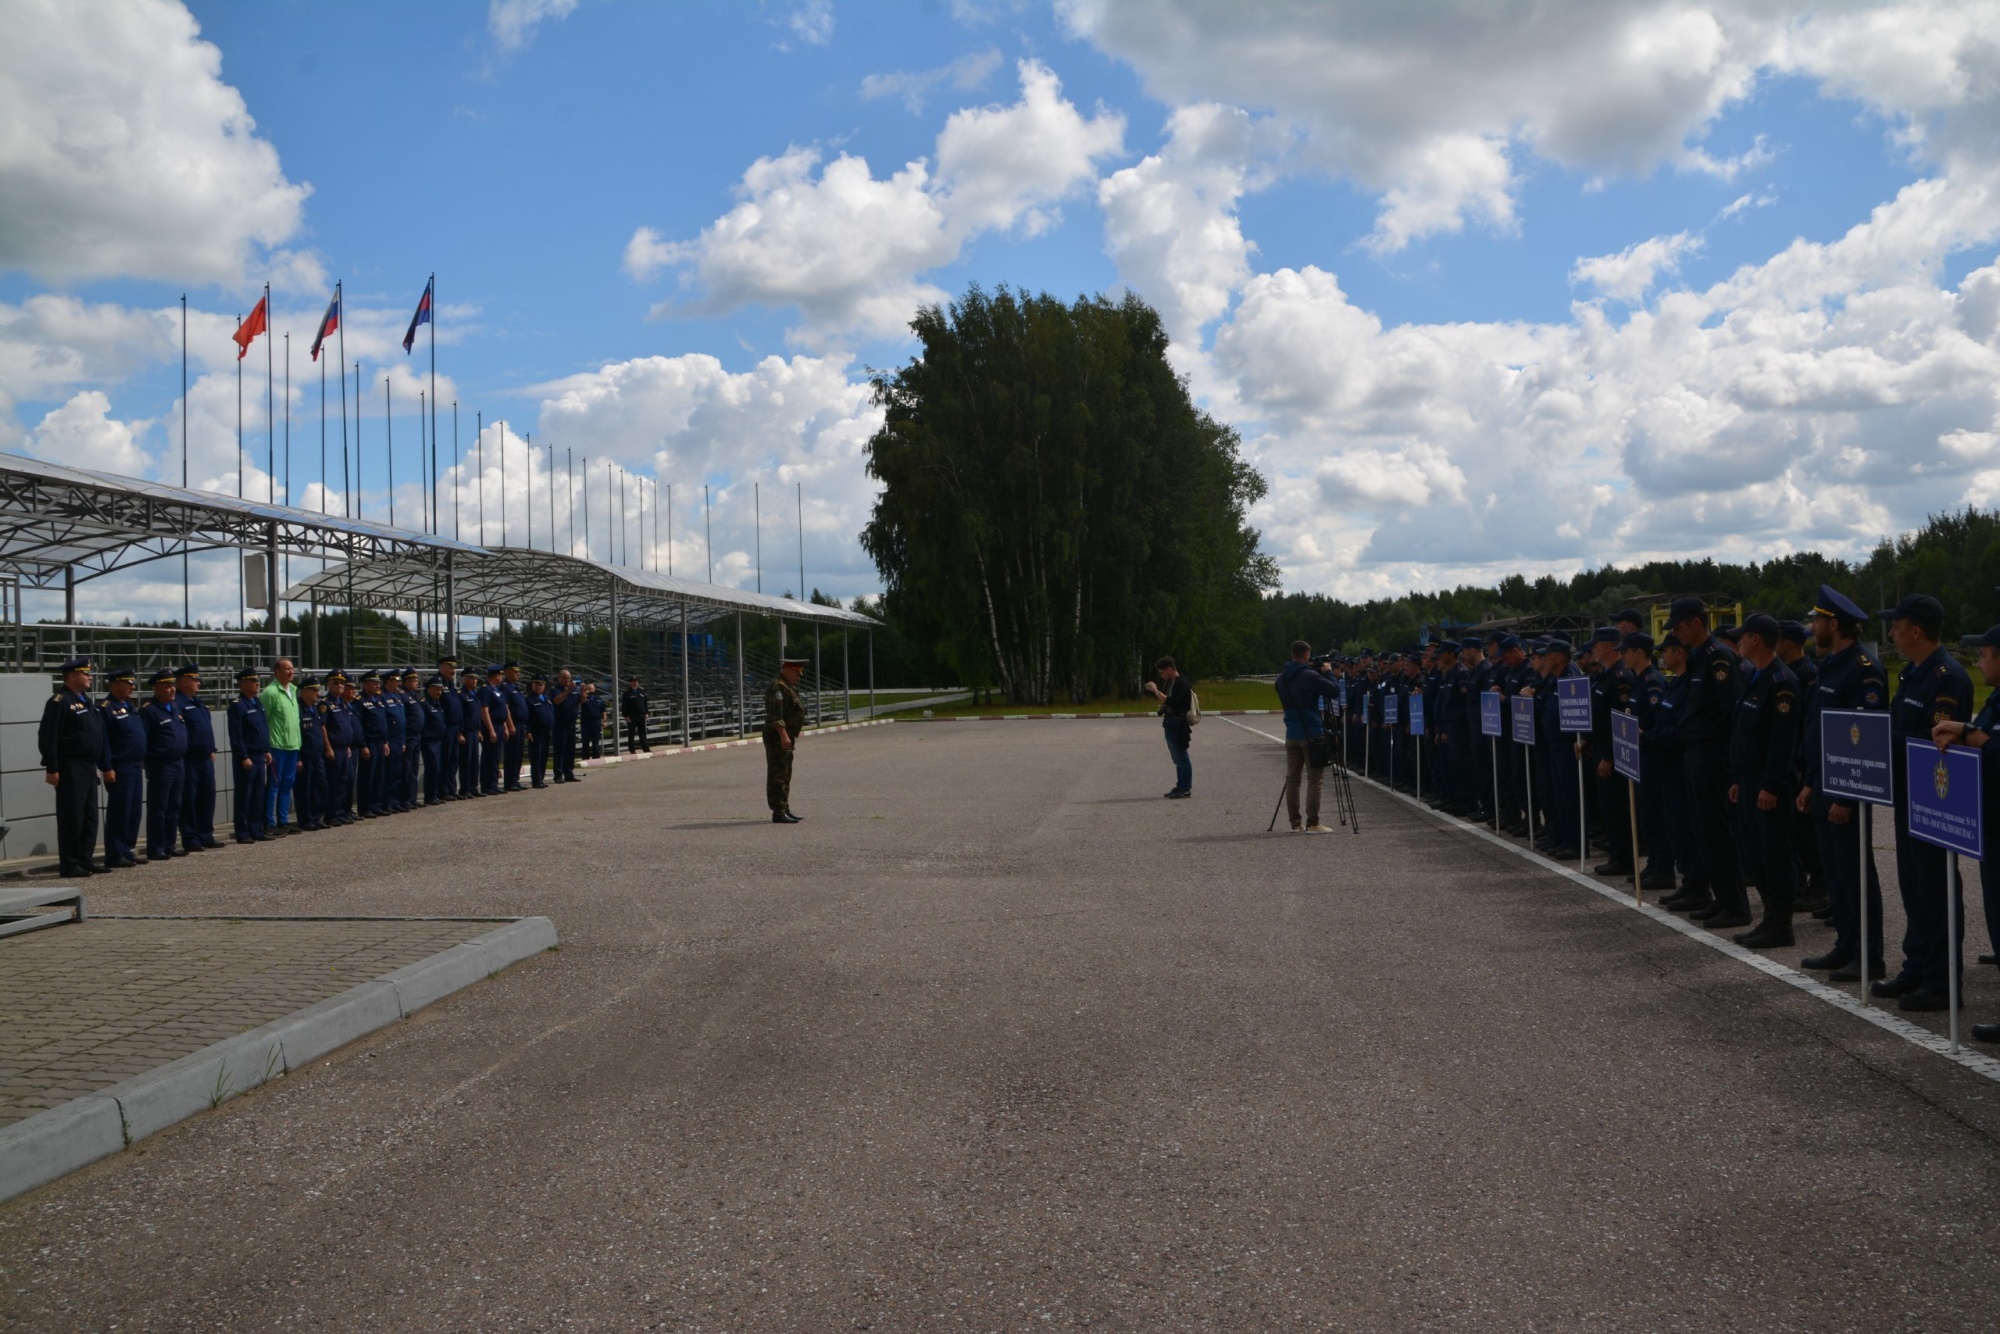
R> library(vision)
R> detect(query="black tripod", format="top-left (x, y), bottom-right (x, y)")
top-left (1267, 757), bottom-right (1360, 833)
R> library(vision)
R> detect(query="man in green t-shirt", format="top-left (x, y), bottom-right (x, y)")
top-left (260, 657), bottom-right (301, 834)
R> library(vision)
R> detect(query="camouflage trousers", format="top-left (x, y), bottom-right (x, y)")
top-left (763, 730), bottom-right (794, 812)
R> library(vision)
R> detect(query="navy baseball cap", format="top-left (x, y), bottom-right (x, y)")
top-left (1621, 632), bottom-right (1655, 653)
top-left (1613, 608), bottom-right (1645, 628)
top-left (1543, 637), bottom-right (1574, 656)
top-left (1740, 613), bottom-right (1782, 642)
top-left (1812, 584), bottom-right (1869, 625)
top-left (1878, 593), bottom-right (1945, 629)
top-left (1777, 619), bottom-right (1808, 644)
top-left (1961, 623), bottom-right (2000, 650)
top-left (1589, 627), bottom-right (1621, 645)
top-left (1497, 634), bottom-right (1522, 651)
top-left (1667, 596), bottom-right (1706, 624)
top-left (1458, 637), bottom-right (1483, 651)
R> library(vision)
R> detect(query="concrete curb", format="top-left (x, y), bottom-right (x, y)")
top-left (574, 718), bottom-right (892, 767)
top-left (0, 915), bottom-right (558, 1206)
top-left (895, 710), bottom-right (1278, 722)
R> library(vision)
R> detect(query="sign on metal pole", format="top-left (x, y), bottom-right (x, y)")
top-left (1821, 710), bottom-right (1894, 806)
top-left (1611, 710), bottom-right (1642, 783)
top-left (1556, 677), bottom-right (1591, 733)
top-left (1510, 695), bottom-right (1535, 745)
top-left (1408, 695), bottom-right (1424, 736)
top-left (1904, 737), bottom-right (1982, 1053)
top-left (1481, 691), bottom-right (1502, 832)
top-left (1480, 692), bottom-right (1503, 738)
top-left (1384, 693), bottom-right (1400, 725)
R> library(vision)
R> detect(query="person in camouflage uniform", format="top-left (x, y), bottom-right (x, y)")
top-left (763, 653), bottom-right (809, 823)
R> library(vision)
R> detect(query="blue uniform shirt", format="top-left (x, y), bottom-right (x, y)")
top-left (357, 693), bottom-right (390, 744)
top-left (178, 691), bottom-right (216, 756)
top-left (100, 695), bottom-right (146, 768)
top-left (299, 699), bottom-right (327, 756)
top-left (140, 697), bottom-right (188, 760)
top-left (228, 693), bottom-right (271, 756)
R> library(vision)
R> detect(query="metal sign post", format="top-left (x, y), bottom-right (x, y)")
top-left (1384, 692), bottom-right (1399, 792)
top-left (1480, 692), bottom-right (1503, 833)
top-left (1612, 710), bottom-right (1644, 906)
top-left (1903, 736), bottom-right (1981, 1053)
top-left (1823, 710), bottom-right (1895, 1004)
top-left (1511, 695), bottom-right (1536, 842)
top-left (1409, 695), bottom-right (1425, 802)
top-left (1557, 677), bottom-right (1592, 874)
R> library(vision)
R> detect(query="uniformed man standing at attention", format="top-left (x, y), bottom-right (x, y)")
top-left (1726, 614), bottom-right (1803, 948)
top-left (763, 654), bottom-right (809, 823)
top-left (1665, 598), bottom-right (1748, 930)
top-left (140, 668), bottom-right (188, 861)
top-left (295, 674), bottom-right (331, 831)
top-left (435, 656), bottom-right (463, 801)
top-left (1873, 593), bottom-right (1973, 1012)
top-left (1796, 586), bottom-right (1889, 980)
top-left (622, 673), bottom-right (651, 753)
top-left (175, 664), bottom-right (221, 852)
top-left (98, 666), bottom-right (145, 868)
top-left (39, 656), bottom-right (105, 878)
top-left (227, 666), bottom-right (273, 843)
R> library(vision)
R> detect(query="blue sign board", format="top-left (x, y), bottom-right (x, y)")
top-left (1556, 677), bottom-right (1592, 733)
top-left (1480, 691), bottom-right (1503, 738)
top-left (1384, 693), bottom-right (1400, 725)
top-left (1409, 695), bottom-right (1425, 737)
top-left (1612, 710), bottom-right (1642, 783)
top-left (1905, 738), bottom-right (1983, 858)
top-left (1821, 709), bottom-right (1894, 806)
top-left (1510, 694), bottom-right (1536, 745)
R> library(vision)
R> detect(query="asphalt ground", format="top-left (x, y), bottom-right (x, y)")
top-left (4, 720), bottom-right (2000, 1330)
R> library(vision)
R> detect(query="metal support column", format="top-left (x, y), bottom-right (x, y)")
top-left (266, 521), bottom-right (280, 663)
top-left (813, 624), bottom-right (822, 727)
top-left (868, 630), bottom-right (875, 720)
top-left (842, 627), bottom-right (850, 722)
top-left (608, 577), bottom-right (620, 757)
top-left (63, 566), bottom-right (75, 661)
top-left (736, 611), bottom-right (746, 740)
top-left (444, 552), bottom-right (457, 654)
top-left (680, 601), bottom-right (690, 748)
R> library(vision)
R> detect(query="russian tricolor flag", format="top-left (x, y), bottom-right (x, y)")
top-left (403, 277), bottom-right (433, 353)
top-left (309, 285), bottom-right (340, 362)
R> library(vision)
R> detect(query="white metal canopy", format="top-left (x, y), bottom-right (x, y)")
top-left (282, 546), bottom-right (876, 632)
top-left (0, 449), bottom-right (483, 589)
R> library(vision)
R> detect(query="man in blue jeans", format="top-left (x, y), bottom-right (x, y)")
top-left (1142, 656), bottom-right (1194, 798)
top-left (1275, 640), bottom-right (1343, 832)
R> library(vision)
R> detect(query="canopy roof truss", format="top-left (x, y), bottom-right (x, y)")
top-left (0, 451), bottom-right (483, 589)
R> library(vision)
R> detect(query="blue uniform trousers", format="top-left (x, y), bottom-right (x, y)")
top-left (554, 726), bottom-right (576, 781)
top-left (104, 763), bottom-right (143, 861)
top-left (422, 739), bottom-right (445, 804)
top-left (504, 731), bottom-right (525, 790)
top-left (481, 734), bottom-right (503, 794)
top-left (1815, 793), bottom-right (1882, 967)
top-left (234, 754), bottom-right (269, 840)
top-left (180, 753), bottom-right (217, 849)
top-left (438, 732), bottom-right (459, 798)
top-left (146, 757), bottom-right (184, 857)
top-left (330, 748), bottom-right (356, 822)
top-left (528, 733), bottom-right (550, 787)
top-left (460, 732), bottom-right (481, 795)
top-left (1894, 813), bottom-right (1961, 995)
top-left (404, 742), bottom-right (420, 807)
top-left (359, 749), bottom-right (386, 815)
top-left (297, 751), bottom-right (328, 829)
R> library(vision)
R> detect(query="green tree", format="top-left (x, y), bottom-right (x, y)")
top-left (863, 285), bottom-right (1275, 703)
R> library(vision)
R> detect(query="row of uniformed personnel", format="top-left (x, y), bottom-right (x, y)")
top-left (1317, 587), bottom-right (2000, 1037)
top-left (38, 656), bottom-right (614, 877)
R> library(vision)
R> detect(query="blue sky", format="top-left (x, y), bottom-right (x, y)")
top-left (3, 0), bottom-right (1999, 623)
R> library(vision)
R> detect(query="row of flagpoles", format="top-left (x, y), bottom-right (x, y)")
top-left (194, 280), bottom-right (808, 594)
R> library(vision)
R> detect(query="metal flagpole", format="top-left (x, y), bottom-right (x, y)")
top-left (548, 444), bottom-right (555, 555)
top-left (182, 294), bottom-right (190, 628)
top-left (797, 482), bottom-right (805, 601)
top-left (336, 283), bottom-right (348, 519)
top-left (452, 402), bottom-right (460, 542)
top-left (429, 274), bottom-right (438, 535)
top-left (237, 313), bottom-right (246, 629)
top-left (582, 455), bottom-right (590, 556)
top-left (704, 484), bottom-right (712, 582)
top-left (265, 283), bottom-right (274, 503)
top-left (499, 421), bottom-right (508, 546)
top-left (283, 331), bottom-right (291, 630)
top-left (567, 449), bottom-right (575, 556)
top-left (754, 483), bottom-right (761, 593)
top-left (352, 361), bottom-right (362, 519)
top-left (385, 375), bottom-right (395, 528)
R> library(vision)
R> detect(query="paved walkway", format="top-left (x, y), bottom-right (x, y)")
top-left (1, 918), bottom-right (497, 1128)
top-left (2, 721), bottom-right (1999, 1328)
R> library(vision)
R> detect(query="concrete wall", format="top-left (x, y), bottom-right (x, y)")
top-left (0, 674), bottom-right (239, 860)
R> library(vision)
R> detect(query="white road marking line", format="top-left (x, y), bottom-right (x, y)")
top-left (1218, 714), bottom-right (2000, 1087)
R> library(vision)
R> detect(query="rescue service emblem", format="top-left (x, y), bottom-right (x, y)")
top-left (1850, 723), bottom-right (1861, 746)
top-left (1776, 698), bottom-right (1791, 713)
top-left (1934, 758), bottom-right (1950, 801)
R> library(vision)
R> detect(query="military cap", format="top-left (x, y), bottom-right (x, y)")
top-left (626, 672), bottom-right (641, 681)
top-left (426, 675), bottom-right (445, 689)
top-left (1434, 641), bottom-right (1458, 654)
top-left (324, 668), bottom-right (347, 684)
top-left (360, 669), bottom-right (380, 682)
top-left (1666, 596), bottom-right (1707, 625)
top-left (529, 671), bottom-right (548, 685)
top-left (1739, 613), bottom-right (1782, 643)
top-left (1621, 631), bottom-right (1655, 653)
top-left (503, 660), bottom-right (519, 670)
top-left (1530, 637), bottom-right (1550, 652)
top-left (1963, 623), bottom-right (2000, 650)
top-left (1659, 632), bottom-right (1686, 651)
top-left (1459, 637), bottom-right (1483, 651)
top-left (1877, 593), bottom-right (1945, 630)
top-left (1485, 630), bottom-right (1505, 643)
top-left (1356, 646), bottom-right (1375, 657)
top-left (1777, 619), bottom-right (1808, 644)
top-left (1812, 584), bottom-right (1869, 625)
top-left (148, 667), bottom-right (176, 686)
top-left (1589, 627), bottom-right (1621, 645)
top-left (401, 668), bottom-right (420, 680)
top-left (1543, 637), bottom-right (1574, 656)
top-left (236, 666), bottom-right (260, 681)
top-left (58, 656), bottom-right (91, 674)
top-left (299, 674), bottom-right (321, 690)
top-left (1612, 608), bottom-right (1646, 628)
top-left (436, 655), bottom-right (458, 668)
top-left (486, 664), bottom-right (505, 676)
top-left (106, 665), bottom-right (137, 682)
top-left (781, 653), bottom-right (810, 666)
top-left (1497, 634), bottom-right (1522, 651)
top-left (175, 662), bottom-right (201, 679)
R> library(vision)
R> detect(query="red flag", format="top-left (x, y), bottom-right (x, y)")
top-left (232, 295), bottom-right (268, 360)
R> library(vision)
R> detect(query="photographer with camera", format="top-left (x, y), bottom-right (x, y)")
top-left (1275, 641), bottom-right (1343, 833)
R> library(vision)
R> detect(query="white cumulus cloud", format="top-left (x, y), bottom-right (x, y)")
top-left (0, 0), bottom-right (312, 288)
top-left (489, 0), bottom-right (577, 52)
top-left (1572, 231), bottom-right (1705, 302)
